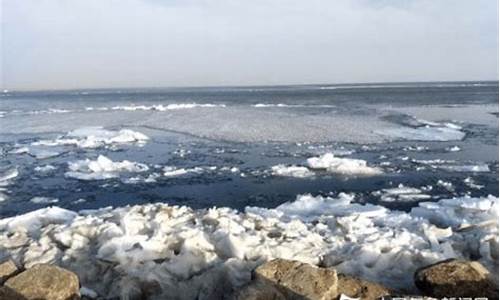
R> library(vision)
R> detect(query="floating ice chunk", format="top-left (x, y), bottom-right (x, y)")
top-left (163, 166), bottom-right (204, 177)
top-left (34, 165), bottom-right (57, 173)
top-left (374, 184), bottom-right (431, 203)
top-left (0, 168), bottom-right (18, 184)
top-left (122, 173), bottom-right (160, 184)
top-left (10, 146), bottom-right (61, 159)
top-left (30, 197), bottom-right (59, 204)
top-left (110, 103), bottom-right (226, 111)
top-left (33, 127), bottom-right (149, 149)
top-left (439, 164), bottom-right (490, 173)
top-left (464, 177), bottom-right (484, 190)
top-left (65, 155), bottom-right (149, 180)
top-left (446, 145), bottom-right (461, 152)
top-left (436, 180), bottom-right (454, 192)
top-left (10, 147), bottom-right (30, 154)
top-left (306, 153), bottom-right (382, 176)
top-left (271, 165), bottom-right (315, 178)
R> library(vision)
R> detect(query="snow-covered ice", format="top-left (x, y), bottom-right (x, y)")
top-left (306, 153), bottom-right (382, 176)
top-left (33, 127), bottom-right (149, 149)
top-left (65, 155), bottom-right (149, 180)
top-left (30, 197), bottom-right (59, 204)
top-left (373, 184), bottom-right (431, 202)
top-left (271, 165), bottom-right (315, 178)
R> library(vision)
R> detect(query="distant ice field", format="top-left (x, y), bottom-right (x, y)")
top-left (0, 82), bottom-right (498, 217)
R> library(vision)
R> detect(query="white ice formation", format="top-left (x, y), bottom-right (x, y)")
top-left (65, 155), bottom-right (149, 180)
top-left (33, 127), bottom-right (149, 149)
top-left (0, 193), bottom-right (497, 299)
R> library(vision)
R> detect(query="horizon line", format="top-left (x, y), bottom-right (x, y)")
top-left (3, 79), bottom-right (499, 93)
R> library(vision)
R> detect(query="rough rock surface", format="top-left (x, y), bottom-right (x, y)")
top-left (337, 274), bottom-right (392, 300)
top-left (242, 259), bottom-right (338, 300)
top-left (5, 264), bottom-right (80, 300)
top-left (414, 259), bottom-right (498, 298)
top-left (0, 260), bottom-right (19, 285)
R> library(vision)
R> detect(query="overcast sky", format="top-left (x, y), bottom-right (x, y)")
top-left (1, 0), bottom-right (498, 90)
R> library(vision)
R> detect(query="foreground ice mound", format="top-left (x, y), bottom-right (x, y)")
top-left (0, 194), bottom-right (496, 298)
top-left (65, 155), bottom-right (149, 180)
top-left (307, 153), bottom-right (382, 175)
top-left (33, 127), bottom-right (149, 149)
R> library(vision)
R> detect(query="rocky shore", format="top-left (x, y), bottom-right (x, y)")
top-left (0, 258), bottom-right (497, 300)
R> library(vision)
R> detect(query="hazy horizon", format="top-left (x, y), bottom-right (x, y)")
top-left (2, 0), bottom-right (498, 91)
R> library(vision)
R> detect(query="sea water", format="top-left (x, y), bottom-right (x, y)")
top-left (1, 82), bottom-right (497, 216)
top-left (0, 82), bottom-right (498, 297)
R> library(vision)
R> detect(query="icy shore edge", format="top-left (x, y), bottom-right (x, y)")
top-left (0, 194), bottom-right (498, 299)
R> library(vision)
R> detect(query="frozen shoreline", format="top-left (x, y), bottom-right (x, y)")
top-left (0, 193), bottom-right (497, 299)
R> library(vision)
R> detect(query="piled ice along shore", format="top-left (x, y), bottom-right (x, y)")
top-left (0, 193), bottom-right (497, 299)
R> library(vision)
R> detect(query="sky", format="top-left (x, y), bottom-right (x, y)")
top-left (1, 0), bottom-right (498, 90)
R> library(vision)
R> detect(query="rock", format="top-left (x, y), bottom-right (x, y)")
top-left (252, 259), bottom-right (338, 300)
top-left (337, 274), bottom-right (392, 300)
top-left (414, 259), bottom-right (498, 298)
top-left (0, 286), bottom-right (26, 300)
top-left (0, 259), bottom-right (19, 284)
top-left (235, 280), bottom-right (287, 300)
top-left (5, 264), bottom-right (80, 300)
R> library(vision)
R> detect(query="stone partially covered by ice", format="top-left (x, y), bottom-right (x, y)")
top-left (1, 194), bottom-right (496, 298)
top-left (306, 153), bottom-right (382, 176)
top-left (271, 165), bottom-right (315, 178)
top-left (65, 155), bottom-right (149, 180)
top-left (33, 127), bottom-right (149, 149)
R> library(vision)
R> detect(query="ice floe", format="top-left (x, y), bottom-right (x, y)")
top-left (65, 155), bottom-right (149, 180)
top-left (163, 166), bottom-right (204, 177)
top-left (464, 177), bottom-right (484, 190)
top-left (372, 184), bottom-right (432, 203)
top-left (377, 119), bottom-right (466, 142)
top-left (30, 197), bottom-right (59, 204)
top-left (0, 194), bottom-right (497, 298)
top-left (0, 168), bottom-right (18, 202)
top-left (108, 103), bottom-right (226, 111)
top-left (306, 153), bottom-right (382, 176)
top-left (10, 146), bottom-right (61, 159)
top-left (253, 103), bottom-right (336, 108)
top-left (412, 159), bottom-right (490, 173)
top-left (446, 145), bottom-right (461, 152)
top-left (32, 127), bottom-right (149, 149)
top-left (34, 165), bottom-right (57, 173)
top-left (271, 165), bottom-right (315, 178)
